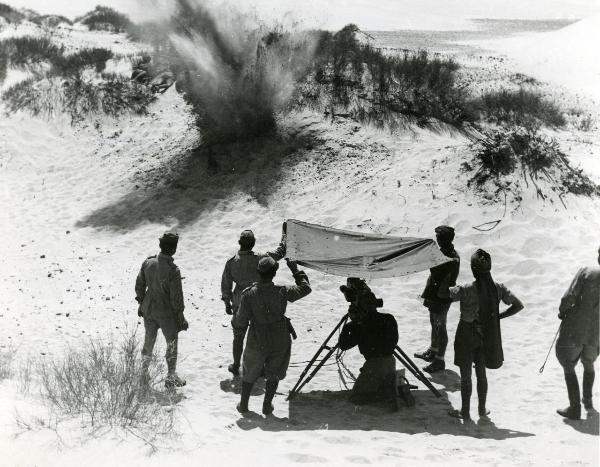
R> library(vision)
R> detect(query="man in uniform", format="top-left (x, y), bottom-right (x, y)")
top-left (135, 231), bottom-right (189, 388)
top-left (415, 225), bottom-right (460, 373)
top-left (556, 246), bottom-right (600, 420)
top-left (337, 278), bottom-right (399, 409)
top-left (234, 257), bottom-right (311, 415)
top-left (221, 228), bottom-right (286, 376)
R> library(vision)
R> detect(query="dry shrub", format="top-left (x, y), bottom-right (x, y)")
top-left (0, 36), bottom-right (63, 70)
top-left (469, 126), bottom-right (599, 198)
top-left (3, 74), bottom-right (155, 122)
top-left (474, 88), bottom-right (565, 128)
top-left (35, 329), bottom-right (177, 433)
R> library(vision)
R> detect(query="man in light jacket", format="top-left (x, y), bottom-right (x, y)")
top-left (556, 246), bottom-right (600, 420)
top-left (135, 231), bottom-right (188, 388)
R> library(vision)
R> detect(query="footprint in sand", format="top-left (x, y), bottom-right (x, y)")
top-left (345, 456), bottom-right (371, 464)
top-left (285, 453), bottom-right (328, 463)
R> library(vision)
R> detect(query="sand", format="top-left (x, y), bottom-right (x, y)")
top-left (0, 17), bottom-right (599, 467)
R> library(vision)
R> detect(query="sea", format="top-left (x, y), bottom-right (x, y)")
top-left (368, 18), bottom-right (577, 54)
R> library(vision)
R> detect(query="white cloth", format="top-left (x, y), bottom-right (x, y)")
top-left (285, 219), bottom-right (453, 279)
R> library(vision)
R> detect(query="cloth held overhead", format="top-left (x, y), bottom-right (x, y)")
top-left (285, 219), bottom-right (453, 279)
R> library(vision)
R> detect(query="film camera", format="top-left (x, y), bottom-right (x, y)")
top-left (339, 277), bottom-right (383, 310)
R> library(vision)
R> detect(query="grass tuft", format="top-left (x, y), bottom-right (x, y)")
top-left (473, 88), bottom-right (566, 128)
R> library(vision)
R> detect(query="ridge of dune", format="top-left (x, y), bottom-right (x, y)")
top-left (473, 15), bottom-right (600, 100)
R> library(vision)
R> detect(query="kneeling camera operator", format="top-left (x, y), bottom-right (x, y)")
top-left (337, 278), bottom-right (399, 408)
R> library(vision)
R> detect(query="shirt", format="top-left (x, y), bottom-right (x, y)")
top-left (449, 281), bottom-right (519, 323)
top-left (135, 253), bottom-right (184, 320)
top-left (221, 237), bottom-right (286, 309)
top-left (558, 266), bottom-right (600, 347)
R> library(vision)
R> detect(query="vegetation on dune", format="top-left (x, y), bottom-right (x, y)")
top-left (30, 14), bottom-right (73, 28)
top-left (3, 74), bottom-right (155, 122)
top-left (472, 88), bottom-right (566, 128)
top-left (0, 2), bottom-right (25, 24)
top-left (75, 5), bottom-right (133, 33)
top-left (12, 330), bottom-right (178, 444)
top-left (0, 37), bottom-right (114, 78)
top-left (296, 24), bottom-right (474, 129)
top-left (0, 2), bottom-right (594, 202)
top-left (0, 36), bottom-right (153, 122)
top-left (466, 126), bottom-right (599, 198)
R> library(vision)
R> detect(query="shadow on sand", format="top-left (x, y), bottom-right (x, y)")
top-left (563, 409), bottom-right (599, 436)
top-left (236, 388), bottom-right (535, 440)
top-left (427, 368), bottom-right (461, 392)
top-left (76, 132), bottom-right (322, 231)
top-left (220, 376), bottom-right (265, 396)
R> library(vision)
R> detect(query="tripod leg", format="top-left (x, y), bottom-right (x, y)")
top-left (394, 349), bottom-right (442, 398)
top-left (287, 314), bottom-right (349, 399)
top-left (395, 345), bottom-right (424, 377)
top-left (288, 345), bottom-right (339, 399)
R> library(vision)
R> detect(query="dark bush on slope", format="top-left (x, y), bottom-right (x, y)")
top-left (294, 24), bottom-right (475, 130)
top-left (76, 5), bottom-right (133, 33)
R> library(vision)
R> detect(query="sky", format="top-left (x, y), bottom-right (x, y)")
top-left (6, 0), bottom-right (600, 30)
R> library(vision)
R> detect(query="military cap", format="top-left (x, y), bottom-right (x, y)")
top-left (159, 230), bottom-right (179, 245)
top-left (257, 256), bottom-right (278, 273)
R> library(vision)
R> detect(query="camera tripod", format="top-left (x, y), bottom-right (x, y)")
top-left (287, 313), bottom-right (442, 400)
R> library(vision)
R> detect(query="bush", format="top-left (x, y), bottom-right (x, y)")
top-left (0, 36), bottom-right (113, 79)
top-left (295, 25), bottom-right (473, 129)
top-left (30, 14), bottom-right (73, 28)
top-left (474, 88), bottom-right (565, 128)
top-left (0, 3), bottom-right (25, 23)
top-left (469, 126), bottom-right (599, 197)
top-left (0, 36), bottom-right (64, 68)
top-left (3, 74), bottom-right (155, 122)
top-left (35, 330), bottom-right (177, 432)
top-left (76, 5), bottom-right (133, 33)
top-left (53, 47), bottom-right (114, 74)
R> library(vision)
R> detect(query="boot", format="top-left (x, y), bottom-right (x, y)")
top-left (262, 380), bottom-right (279, 415)
top-left (228, 363), bottom-right (240, 377)
top-left (414, 349), bottom-right (435, 362)
top-left (557, 372), bottom-right (581, 420)
top-left (424, 358), bottom-right (445, 373)
top-left (237, 381), bottom-right (253, 413)
top-left (139, 355), bottom-right (152, 388)
top-left (165, 373), bottom-right (186, 388)
top-left (165, 353), bottom-right (186, 388)
top-left (582, 371), bottom-right (595, 410)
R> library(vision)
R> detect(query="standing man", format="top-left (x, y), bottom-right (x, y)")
top-left (445, 249), bottom-right (523, 420)
top-left (221, 227), bottom-right (286, 376)
top-left (556, 246), bottom-right (600, 420)
top-left (337, 279), bottom-right (399, 410)
top-left (415, 225), bottom-right (460, 373)
top-left (234, 258), bottom-right (311, 415)
top-left (135, 231), bottom-right (189, 388)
